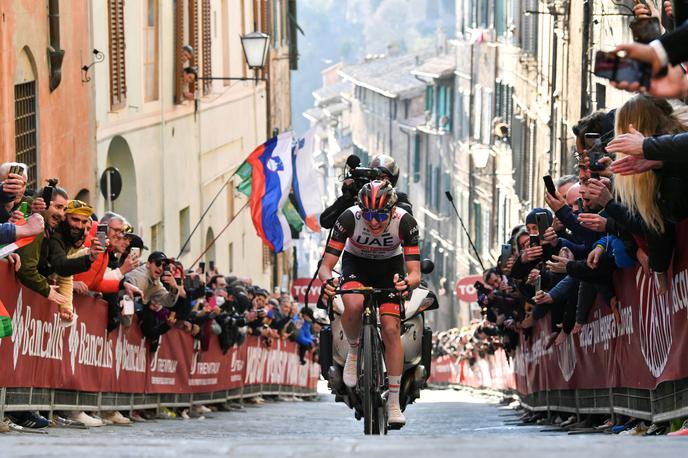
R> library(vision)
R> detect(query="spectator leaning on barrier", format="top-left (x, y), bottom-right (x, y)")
top-left (15, 185), bottom-right (71, 306)
top-left (124, 251), bottom-right (179, 308)
top-left (50, 200), bottom-right (102, 322)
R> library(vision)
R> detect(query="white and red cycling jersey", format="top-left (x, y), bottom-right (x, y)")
top-left (325, 205), bottom-right (420, 261)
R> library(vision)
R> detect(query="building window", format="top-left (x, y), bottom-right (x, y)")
top-left (150, 222), bottom-right (163, 252)
top-left (14, 81), bottom-right (38, 190)
top-left (174, 0), bottom-right (199, 104)
top-left (425, 85), bottom-right (434, 113)
top-left (108, 0), bottom-right (127, 110)
top-left (262, 243), bottom-right (271, 272)
top-left (227, 181), bottom-right (235, 219)
top-left (179, 207), bottom-right (191, 253)
top-left (433, 166), bottom-right (441, 210)
top-left (473, 84), bottom-right (482, 140)
top-left (413, 134), bottom-right (421, 183)
top-left (201, 0), bottom-right (212, 95)
top-left (473, 201), bottom-right (482, 253)
top-left (144, 0), bottom-right (159, 102)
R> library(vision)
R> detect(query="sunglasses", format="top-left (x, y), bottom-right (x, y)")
top-left (154, 260), bottom-right (164, 267)
top-left (361, 210), bottom-right (390, 222)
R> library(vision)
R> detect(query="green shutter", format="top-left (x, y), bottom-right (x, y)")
top-left (425, 85), bottom-right (434, 112)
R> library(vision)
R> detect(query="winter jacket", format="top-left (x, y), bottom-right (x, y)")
top-left (0, 223), bottom-right (16, 245)
top-left (15, 233), bottom-right (51, 297)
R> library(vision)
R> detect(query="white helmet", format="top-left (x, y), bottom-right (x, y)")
top-left (370, 154), bottom-right (400, 186)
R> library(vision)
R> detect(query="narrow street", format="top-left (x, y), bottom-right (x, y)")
top-left (5, 385), bottom-right (686, 457)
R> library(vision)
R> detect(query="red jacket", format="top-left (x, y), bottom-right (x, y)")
top-left (73, 224), bottom-right (120, 293)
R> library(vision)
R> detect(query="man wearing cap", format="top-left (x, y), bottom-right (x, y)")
top-left (47, 200), bottom-right (105, 321)
top-left (124, 251), bottom-right (179, 309)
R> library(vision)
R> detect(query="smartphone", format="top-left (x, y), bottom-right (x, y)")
top-left (208, 260), bottom-right (215, 272)
top-left (584, 133), bottom-right (607, 172)
top-left (96, 223), bottom-right (108, 247)
top-left (500, 244), bottom-right (513, 268)
top-left (576, 197), bottom-right (585, 214)
top-left (534, 275), bottom-right (542, 293)
top-left (8, 163), bottom-right (25, 176)
top-left (543, 175), bottom-right (557, 197)
top-left (130, 247), bottom-right (141, 259)
top-left (198, 261), bottom-right (206, 274)
top-left (121, 295), bottom-right (134, 315)
top-left (535, 212), bottom-right (550, 240)
top-left (529, 234), bottom-right (540, 248)
top-left (41, 186), bottom-right (54, 206)
top-left (593, 50), bottom-right (651, 89)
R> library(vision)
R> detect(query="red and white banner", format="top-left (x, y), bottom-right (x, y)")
top-left (0, 262), bottom-right (318, 394)
top-left (433, 221), bottom-right (688, 395)
top-left (291, 277), bottom-right (323, 306)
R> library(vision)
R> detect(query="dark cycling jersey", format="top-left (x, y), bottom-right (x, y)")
top-left (325, 205), bottom-right (420, 262)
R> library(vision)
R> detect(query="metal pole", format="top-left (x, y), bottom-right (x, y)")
top-left (106, 169), bottom-right (112, 212)
top-left (445, 191), bottom-right (485, 271)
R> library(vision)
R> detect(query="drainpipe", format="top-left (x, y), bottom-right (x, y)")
top-left (48, 0), bottom-right (65, 91)
top-left (549, 14), bottom-right (558, 176)
top-left (159, 0), bottom-right (166, 244)
top-left (581, 0), bottom-right (592, 116)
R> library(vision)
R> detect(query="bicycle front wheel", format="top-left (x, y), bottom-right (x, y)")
top-left (361, 324), bottom-right (377, 435)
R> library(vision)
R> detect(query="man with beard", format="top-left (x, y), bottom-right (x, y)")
top-left (16, 186), bottom-right (72, 306)
top-left (48, 200), bottom-right (105, 321)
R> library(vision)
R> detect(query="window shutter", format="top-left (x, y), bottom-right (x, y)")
top-left (108, 0), bottom-right (126, 110)
top-left (511, 115), bottom-right (525, 200)
top-left (189, 0), bottom-right (199, 95)
top-left (202, 0), bottom-right (212, 95)
top-left (174, 0), bottom-right (184, 104)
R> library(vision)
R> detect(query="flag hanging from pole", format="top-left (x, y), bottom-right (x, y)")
top-left (292, 128), bottom-right (324, 232)
top-left (246, 132), bottom-right (294, 253)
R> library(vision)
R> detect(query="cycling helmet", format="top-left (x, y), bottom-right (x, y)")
top-left (370, 154), bottom-right (400, 186)
top-left (358, 180), bottom-right (398, 212)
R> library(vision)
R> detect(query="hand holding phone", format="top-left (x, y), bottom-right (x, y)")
top-left (593, 50), bottom-right (652, 89)
top-left (543, 175), bottom-right (557, 197)
top-left (96, 223), bottom-right (108, 248)
top-left (130, 247), bottom-right (141, 259)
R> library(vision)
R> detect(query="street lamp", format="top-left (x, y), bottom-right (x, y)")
top-left (241, 31), bottom-right (270, 69)
top-left (197, 32), bottom-right (270, 82)
top-left (470, 144), bottom-right (492, 168)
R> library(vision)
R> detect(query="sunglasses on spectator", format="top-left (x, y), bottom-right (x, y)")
top-left (154, 260), bottom-right (164, 267)
top-left (361, 210), bottom-right (390, 222)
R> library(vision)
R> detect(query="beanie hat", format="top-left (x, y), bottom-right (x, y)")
top-left (525, 208), bottom-right (553, 227)
top-left (65, 200), bottom-right (94, 218)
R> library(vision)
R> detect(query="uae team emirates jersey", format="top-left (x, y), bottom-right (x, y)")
top-left (325, 205), bottom-right (421, 261)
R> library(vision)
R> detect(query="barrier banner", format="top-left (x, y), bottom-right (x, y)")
top-left (428, 355), bottom-right (458, 384)
top-left (0, 262), bottom-right (319, 394)
top-left (513, 222), bottom-right (688, 394)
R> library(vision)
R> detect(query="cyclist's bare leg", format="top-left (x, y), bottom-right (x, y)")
top-left (341, 293), bottom-right (364, 387)
top-left (341, 293), bottom-right (364, 342)
top-left (381, 314), bottom-right (405, 424)
top-left (380, 314), bottom-right (402, 377)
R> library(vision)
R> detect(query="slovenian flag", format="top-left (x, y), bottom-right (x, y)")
top-left (247, 132), bottom-right (294, 253)
top-left (292, 128), bottom-right (324, 232)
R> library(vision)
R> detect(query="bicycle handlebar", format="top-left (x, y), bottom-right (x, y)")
top-left (331, 287), bottom-right (400, 296)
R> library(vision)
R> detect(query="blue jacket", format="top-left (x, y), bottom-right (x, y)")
top-left (555, 205), bottom-right (602, 251)
top-left (294, 316), bottom-right (314, 346)
top-left (595, 235), bottom-right (635, 269)
top-left (0, 222), bottom-right (16, 245)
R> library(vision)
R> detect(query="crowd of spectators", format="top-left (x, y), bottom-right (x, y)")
top-left (0, 166), bottom-right (319, 432)
top-left (461, 3), bottom-right (688, 436)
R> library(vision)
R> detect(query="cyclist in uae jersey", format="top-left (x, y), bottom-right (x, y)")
top-left (319, 181), bottom-right (421, 426)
